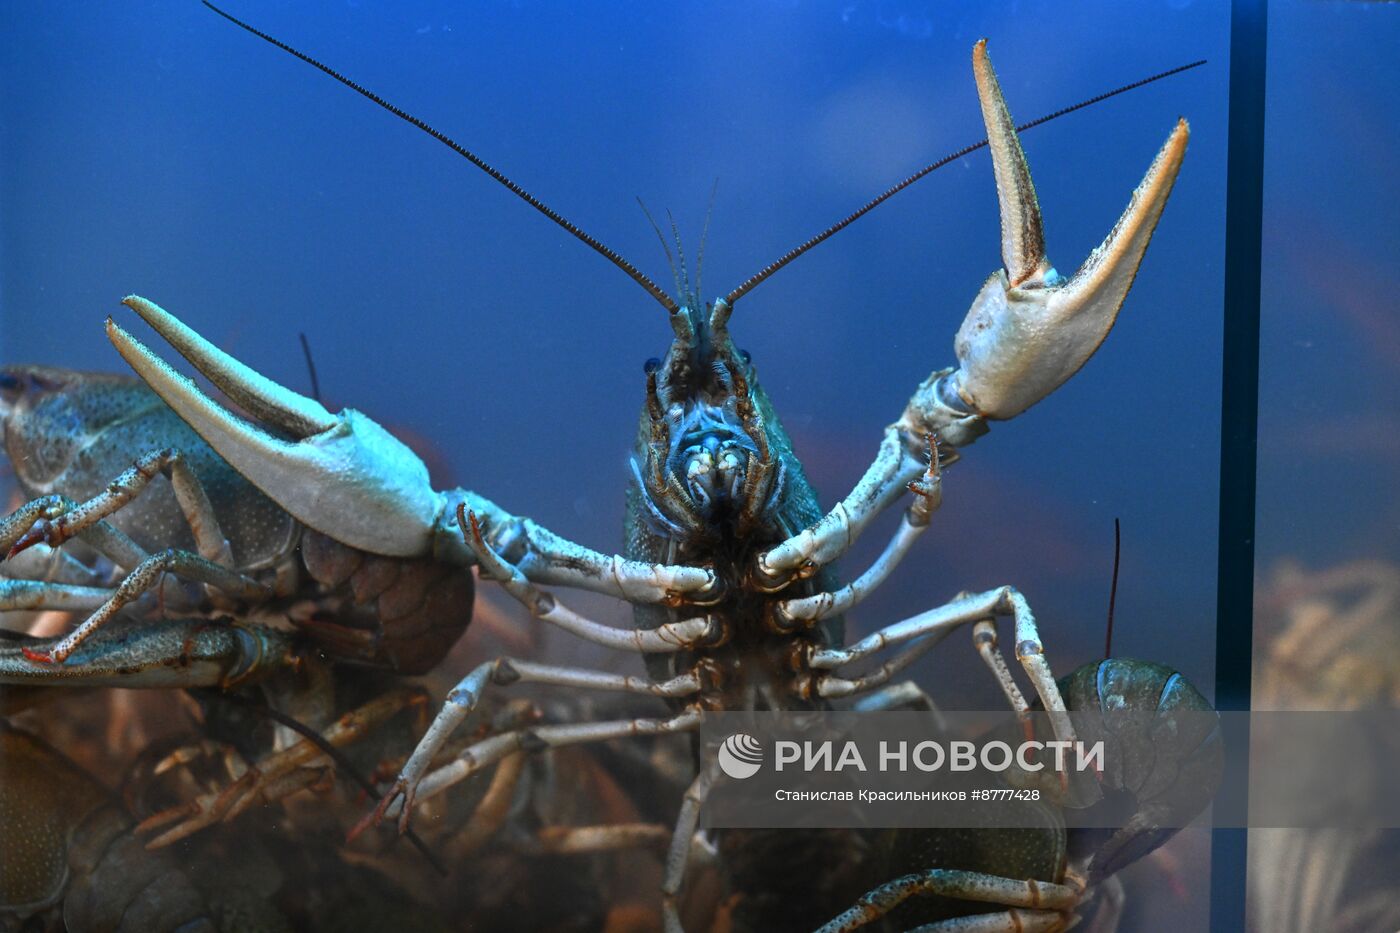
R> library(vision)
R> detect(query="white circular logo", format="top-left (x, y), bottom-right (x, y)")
top-left (718, 732), bottom-right (764, 779)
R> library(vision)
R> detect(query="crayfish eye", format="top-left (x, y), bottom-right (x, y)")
top-left (0, 369), bottom-right (55, 413)
top-left (738, 349), bottom-right (751, 364)
top-left (643, 357), bottom-right (662, 375)
top-left (0, 371), bottom-right (24, 405)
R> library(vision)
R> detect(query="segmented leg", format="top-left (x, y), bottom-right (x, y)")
top-left (372, 709), bottom-right (703, 834)
top-left (2, 495), bottom-right (148, 572)
top-left (371, 653), bottom-right (702, 837)
top-left (353, 506), bottom-right (712, 838)
top-left (533, 823), bottom-right (670, 855)
top-left (1, 497), bottom-right (66, 555)
top-left (464, 507), bottom-right (716, 652)
top-left (139, 687), bottom-right (422, 848)
top-left (753, 427), bottom-right (926, 591)
top-left (905, 912), bottom-right (1066, 932)
top-left (22, 548), bottom-right (267, 663)
top-left (7, 448), bottom-right (233, 566)
top-left (2, 495), bottom-right (149, 625)
top-left (461, 495), bottom-right (721, 605)
top-left (451, 750), bottom-right (528, 856)
top-left (452, 734), bottom-right (675, 858)
top-left (813, 587), bottom-right (1075, 748)
top-left (3, 538), bottom-right (113, 588)
top-left (661, 764), bottom-right (716, 933)
top-left (776, 435), bottom-right (941, 627)
top-left (817, 632), bottom-right (959, 697)
top-left (971, 619), bottom-right (1030, 715)
top-left (850, 679), bottom-right (940, 713)
top-left (1, 449), bottom-right (263, 663)
top-left (753, 373), bottom-right (986, 594)
top-left (815, 869), bottom-right (1076, 933)
top-left (0, 617), bottom-right (292, 689)
top-left (0, 579), bottom-right (114, 613)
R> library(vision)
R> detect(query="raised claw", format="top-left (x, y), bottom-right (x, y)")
top-left (108, 297), bottom-right (445, 557)
top-left (949, 40), bottom-right (1189, 420)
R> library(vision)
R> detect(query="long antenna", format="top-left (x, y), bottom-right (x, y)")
top-left (203, 1), bottom-right (678, 314)
top-left (1105, 517), bottom-right (1121, 658)
top-left (723, 58), bottom-right (1207, 307)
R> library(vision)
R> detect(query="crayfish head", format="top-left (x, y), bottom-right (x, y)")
top-left (631, 303), bottom-right (783, 540)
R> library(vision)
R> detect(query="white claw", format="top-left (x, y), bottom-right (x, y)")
top-left (951, 41), bottom-right (1189, 420)
top-left (123, 296), bottom-right (337, 439)
top-left (973, 39), bottom-right (1047, 289)
top-left (108, 306), bottom-right (442, 558)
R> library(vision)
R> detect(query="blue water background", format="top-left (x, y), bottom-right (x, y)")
top-left (1258, 3), bottom-right (1400, 580)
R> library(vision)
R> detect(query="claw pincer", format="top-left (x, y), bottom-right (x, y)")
top-left (942, 42), bottom-right (1188, 423)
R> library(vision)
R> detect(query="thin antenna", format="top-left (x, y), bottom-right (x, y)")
top-left (1105, 518), bottom-right (1121, 658)
top-left (666, 209), bottom-right (690, 302)
top-left (724, 58), bottom-right (1207, 307)
top-left (298, 332), bottom-right (322, 404)
top-left (203, 1), bottom-right (678, 314)
top-left (696, 177), bottom-right (719, 302)
top-left (637, 197), bottom-right (682, 297)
